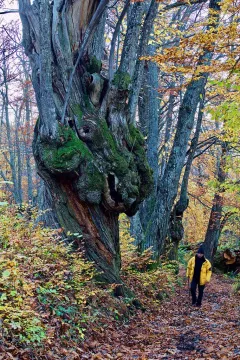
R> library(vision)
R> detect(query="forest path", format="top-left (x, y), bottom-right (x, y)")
top-left (86, 271), bottom-right (240, 359)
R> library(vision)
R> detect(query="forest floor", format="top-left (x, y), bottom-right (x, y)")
top-left (1, 212), bottom-right (239, 359)
top-left (82, 270), bottom-right (240, 360)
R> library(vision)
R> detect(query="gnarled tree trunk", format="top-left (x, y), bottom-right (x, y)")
top-left (19, 0), bottom-right (153, 284)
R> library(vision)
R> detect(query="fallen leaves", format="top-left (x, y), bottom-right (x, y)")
top-left (74, 269), bottom-right (240, 359)
top-left (0, 208), bottom-right (239, 359)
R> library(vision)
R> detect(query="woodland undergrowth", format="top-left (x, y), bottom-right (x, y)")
top-left (0, 207), bottom-right (179, 358)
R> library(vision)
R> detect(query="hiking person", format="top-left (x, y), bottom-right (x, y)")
top-left (186, 245), bottom-right (212, 307)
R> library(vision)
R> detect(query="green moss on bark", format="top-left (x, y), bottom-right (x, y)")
top-left (113, 71), bottom-right (131, 90)
top-left (86, 56), bottom-right (102, 74)
top-left (99, 120), bottom-right (129, 177)
top-left (73, 104), bottom-right (83, 125)
top-left (93, 120), bottom-right (153, 202)
top-left (128, 124), bottom-right (154, 200)
top-left (41, 126), bottom-right (93, 173)
top-left (128, 124), bottom-right (145, 147)
top-left (83, 94), bottom-right (94, 111)
top-left (37, 114), bottom-right (153, 211)
top-left (87, 166), bottom-right (105, 191)
top-left (76, 162), bottom-right (105, 204)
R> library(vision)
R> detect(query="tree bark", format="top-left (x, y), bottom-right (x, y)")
top-left (167, 95), bottom-right (205, 260)
top-left (36, 179), bottom-right (60, 229)
top-left (129, 0), bottom-right (159, 122)
top-left (203, 142), bottom-right (228, 262)
top-left (132, 45), bottom-right (160, 250)
top-left (1, 56), bottom-right (22, 204)
top-left (22, 60), bottom-right (34, 203)
top-left (145, 0), bottom-right (221, 257)
top-left (14, 107), bottom-right (23, 206)
top-left (118, 1), bottom-right (148, 78)
top-left (19, 0), bottom-right (153, 284)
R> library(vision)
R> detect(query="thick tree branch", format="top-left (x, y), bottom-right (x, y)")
top-left (129, 0), bottom-right (159, 122)
top-left (61, 0), bottom-right (110, 124)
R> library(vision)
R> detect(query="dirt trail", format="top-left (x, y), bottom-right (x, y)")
top-left (85, 272), bottom-right (240, 359)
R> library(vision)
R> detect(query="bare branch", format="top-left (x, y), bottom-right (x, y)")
top-left (109, 0), bottom-right (130, 81)
top-left (191, 140), bottom-right (217, 160)
top-left (163, 0), bottom-right (207, 11)
top-left (0, 9), bottom-right (19, 14)
top-left (188, 192), bottom-right (212, 209)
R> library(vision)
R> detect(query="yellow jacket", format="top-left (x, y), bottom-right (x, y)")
top-left (187, 256), bottom-right (212, 285)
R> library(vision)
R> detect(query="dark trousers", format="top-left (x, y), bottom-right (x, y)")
top-left (191, 279), bottom-right (205, 305)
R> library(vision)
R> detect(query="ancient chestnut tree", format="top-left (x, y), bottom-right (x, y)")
top-left (18, 0), bottom-right (153, 284)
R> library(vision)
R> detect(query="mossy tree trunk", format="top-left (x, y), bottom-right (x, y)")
top-left (19, 0), bottom-right (153, 284)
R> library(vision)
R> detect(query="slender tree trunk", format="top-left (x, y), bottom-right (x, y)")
top-left (2, 58), bottom-right (21, 204)
top-left (132, 45), bottom-right (160, 250)
top-left (159, 92), bottom-right (175, 179)
top-left (129, 0), bottom-right (159, 122)
top-left (36, 179), bottom-right (63, 229)
top-left (24, 71), bottom-right (34, 203)
top-left (203, 142), bottom-right (228, 262)
top-left (167, 95), bottom-right (205, 260)
top-left (14, 107), bottom-right (23, 206)
top-left (118, 1), bottom-right (148, 77)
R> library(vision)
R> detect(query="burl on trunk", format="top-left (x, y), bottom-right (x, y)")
top-left (19, 0), bottom-right (153, 284)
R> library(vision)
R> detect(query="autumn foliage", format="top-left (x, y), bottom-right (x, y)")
top-left (0, 0), bottom-right (239, 357)
top-left (0, 206), bottom-right (179, 358)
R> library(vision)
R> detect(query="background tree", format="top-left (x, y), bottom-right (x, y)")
top-left (0, 20), bottom-right (38, 206)
top-left (133, 0), bottom-right (239, 260)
